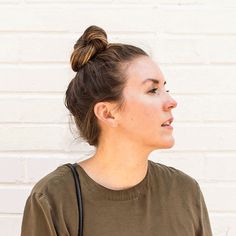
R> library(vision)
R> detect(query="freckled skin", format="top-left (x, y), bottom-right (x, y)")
top-left (115, 55), bottom-right (178, 150)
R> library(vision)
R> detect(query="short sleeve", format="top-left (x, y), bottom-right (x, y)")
top-left (20, 192), bottom-right (57, 236)
top-left (196, 182), bottom-right (213, 236)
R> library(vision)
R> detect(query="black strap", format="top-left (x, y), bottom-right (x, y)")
top-left (66, 163), bottom-right (83, 236)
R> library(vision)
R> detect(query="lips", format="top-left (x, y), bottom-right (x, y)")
top-left (161, 117), bottom-right (174, 126)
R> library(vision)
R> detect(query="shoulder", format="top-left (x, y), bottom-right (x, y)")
top-left (22, 164), bottom-right (78, 235)
top-left (29, 163), bottom-right (74, 199)
top-left (149, 159), bottom-right (197, 182)
top-left (149, 159), bottom-right (198, 193)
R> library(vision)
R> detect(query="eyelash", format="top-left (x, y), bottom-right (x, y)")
top-left (149, 88), bottom-right (170, 94)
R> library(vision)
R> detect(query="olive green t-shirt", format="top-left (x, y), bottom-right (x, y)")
top-left (20, 159), bottom-right (213, 236)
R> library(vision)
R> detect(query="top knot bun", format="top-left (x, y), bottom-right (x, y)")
top-left (70, 25), bottom-right (108, 72)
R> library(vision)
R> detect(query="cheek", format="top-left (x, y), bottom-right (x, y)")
top-left (124, 97), bottom-right (162, 127)
top-left (141, 105), bottom-right (162, 127)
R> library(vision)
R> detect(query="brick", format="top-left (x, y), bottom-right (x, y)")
top-left (210, 214), bottom-right (236, 236)
top-left (19, 33), bottom-right (155, 62)
top-left (0, 0), bottom-right (19, 2)
top-left (26, 0), bottom-right (112, 2)
top-left (0, 35), bottom-right (20, 62)
top-left (0, 95), bottom-right (68, 123)
top-left (205, 0), bottom-right (236, 7)
top-left (158, 7), bottom-right (236, 34)
top-left (26, 155), bottom-right (86, 182)
top-left (151, 152), bottom-right (206, 180)
top-left (140, 0), bottom-right (204, 3)
top-left (173, 95), bottom-right (236, 122)
top-left (19, 35), bottom-right (72, 62)
top-left (0, 157), bottom-right (24, 183)
top-left (0, 65), bottom-right (73, 92)
top-left (0, 5), bottom-right (157, 32)
top-left (161, 65), bottom-right (236, 94)
top-left (0, 216), bottom-right (22, 236)
top-left (199, 184), bottom-right (236, 212)
top-left (109, 33), bottom-right (155, 57)
top-left (207, 36), bottom-right (236, 63)
top-left (0, 187), bottom-right (32, 213)
top-left (153, 37), bottom-right (207, 64)
top-left (173, 125), bottom-right (236, 151)
top-left (205, 154), bottom-right (236, 181)
top-left (0, 125), bottom-right (94, 152)
top-left (0, 6), bottom-right (68, 32)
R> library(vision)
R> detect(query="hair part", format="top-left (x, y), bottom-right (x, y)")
top-left (64, 25), bottom-right (149, 147)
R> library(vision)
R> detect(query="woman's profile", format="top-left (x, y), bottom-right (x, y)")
top-left (20, 25), bottom-right (213, 236)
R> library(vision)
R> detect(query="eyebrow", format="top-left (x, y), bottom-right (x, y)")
top-left (142, 78), bottom-right (167, 85)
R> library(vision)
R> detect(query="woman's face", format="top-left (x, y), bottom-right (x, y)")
top-left (116, 55), bottom-right (178, 150)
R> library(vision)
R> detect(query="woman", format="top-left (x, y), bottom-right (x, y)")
top-left (21, 25), bottom-right (213, 236)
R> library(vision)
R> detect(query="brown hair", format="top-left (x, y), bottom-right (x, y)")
top-left (64, 25), bottom-right (149, 147)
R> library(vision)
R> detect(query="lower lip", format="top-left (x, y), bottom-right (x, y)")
top-left (161, 125), bottom-right (173, 130)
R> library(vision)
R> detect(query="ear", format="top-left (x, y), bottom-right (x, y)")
top-left (93, 102), bottom-right (118, 128)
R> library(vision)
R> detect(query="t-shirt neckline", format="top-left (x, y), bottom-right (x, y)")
top-left (75, 160), bottom-right (151, 201)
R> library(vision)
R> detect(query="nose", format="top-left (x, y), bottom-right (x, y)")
top-left (164, 95), bottom-right (178, 110)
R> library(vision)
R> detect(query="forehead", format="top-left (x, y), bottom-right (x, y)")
top-left (125, 56), bottom-right (166, 87)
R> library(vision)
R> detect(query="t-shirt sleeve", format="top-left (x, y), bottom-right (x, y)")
top-left (196, 182), bottom-right (213, 236)
top-left (21, 192), bottom-right (58, 236)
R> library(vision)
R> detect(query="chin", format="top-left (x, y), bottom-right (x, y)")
top-left (164, 138), bottom-right (175, 148)
top-left (156, 137), bottom-right (175, 149)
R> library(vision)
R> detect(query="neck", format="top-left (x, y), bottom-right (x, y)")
top-left (78, 140), bottom-right (152, 190)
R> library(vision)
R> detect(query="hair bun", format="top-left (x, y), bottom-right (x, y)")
top-left (70, 25), bottom-right (108, 72)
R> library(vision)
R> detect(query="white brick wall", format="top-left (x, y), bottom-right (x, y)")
top-left (0, 1), bottom-right (235, 235)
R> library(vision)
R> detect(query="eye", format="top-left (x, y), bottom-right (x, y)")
top-left (149, 88), bottom-right (158, 94)
top-left (148, 88), bottom-right (170, 94)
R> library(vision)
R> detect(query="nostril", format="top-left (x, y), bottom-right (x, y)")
top-left (171, 103), bottom-right (177, 109)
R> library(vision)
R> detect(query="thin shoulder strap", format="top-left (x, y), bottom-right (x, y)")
top-left (66, 163), bottom-right (83, 236)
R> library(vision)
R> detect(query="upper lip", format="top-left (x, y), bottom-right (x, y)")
top-left (161, 117), bottom-right (174, 125)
